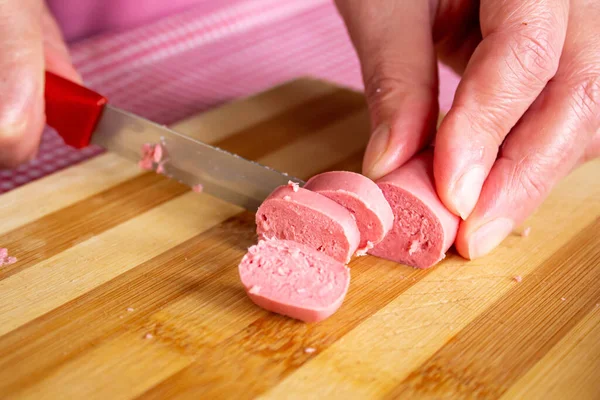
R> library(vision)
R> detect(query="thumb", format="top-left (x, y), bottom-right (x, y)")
top-left (335, 0), bottom-right (440, 180)
top-left (0, 1), bottom-right (79, 169)
top-left (41, 1), bottom-right (81, 83)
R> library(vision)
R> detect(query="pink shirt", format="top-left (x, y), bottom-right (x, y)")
top-left (47, 0), bottom-right (203, 42)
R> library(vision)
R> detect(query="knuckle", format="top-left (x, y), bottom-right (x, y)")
top-left (568, 74), bottom-right (600, 127)
top-left (449, 104), bottom-right (507, 148)
top-left (507, 29), bottom-right (560, 85)
top-left (511, 159), bottom-right (552, 202)
top-left (363, 59), bottom-right (438, 103)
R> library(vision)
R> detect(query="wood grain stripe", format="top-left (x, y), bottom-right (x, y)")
top-left (0, 153), bottom-right (141, 235)
top-left (175, 78), bottom-right (337, 143)
top-left (137, 261), bottom-right (432, 399)
top-left (385, 218), bottom-right (600, 399)
top-left (501, 306), bottom-right (600, 400)
top-left (0, 173), bottom-right (188, 281)
top-left (14, 330), bottom-right (191, 400)
top-left (212, 89), bottom-right (366, 161)
top-left (0, 193), bottom-right (240, 338)
top-left (325, 149), bottom-right (364, 174)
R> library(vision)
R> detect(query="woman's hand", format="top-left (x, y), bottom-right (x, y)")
top-left (0, 0), bottom-right (79, 168)
top-left (335, 0), bottom-right (600, 259)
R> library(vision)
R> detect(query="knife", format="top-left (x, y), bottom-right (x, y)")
top-left (44, 71), bottom-right (302, 211)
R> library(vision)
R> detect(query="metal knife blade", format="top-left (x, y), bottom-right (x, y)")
top-left (92, 105), bottom-right (303, 211)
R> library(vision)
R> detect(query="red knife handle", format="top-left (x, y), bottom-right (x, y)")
top-left (44, 71), bottom-right (108, 149)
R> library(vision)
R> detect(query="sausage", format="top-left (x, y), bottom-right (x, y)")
top-left (304, 171), bottom-right (394, 254)
top-left (369, 150), bottom-right (460, 269)
top-left (239, 239), bottom-right (350, 322)
top-left (256, 183), bottom-right (360, 263)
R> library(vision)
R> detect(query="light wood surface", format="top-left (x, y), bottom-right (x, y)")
top-left (0, 78), bottom-right (599, 400)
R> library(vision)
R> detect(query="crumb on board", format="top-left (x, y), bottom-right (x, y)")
top-left (127, 307), bottom-right (135, 312)
top-left (355, 241), bottom-right (374, 257)
top-left (249, 286), bottom-right (261, 295)
top-left (513, 275), bottom-right (522, 283)
top-left (561, 297), bottom-right (566, 301)
top-left (304, 347), bottom-right (316, 354)
top-left (288, 180), bottom-right (300, 192)
top-left (521, 227), bottom-right (531, 237)
top-left (0, 248), bottom-right (17, 267)
top-left (144, 333), bottom-right (154, 339)
top-left (192, 184), bottom-right (204, 193)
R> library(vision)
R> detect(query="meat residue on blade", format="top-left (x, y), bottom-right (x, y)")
top-left (139, 143), bottom-right (168, 174)
top-left (192, 184), bottom-right (204, 193)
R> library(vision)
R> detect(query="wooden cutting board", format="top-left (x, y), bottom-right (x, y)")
top-left (1, 78), bottom-right (599, 400)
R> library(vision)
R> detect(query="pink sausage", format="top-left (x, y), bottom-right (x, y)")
top-left (369, 150), bottom-right (459, 269)
top-left (304, 171), bottom-right (394, 253)
top-left (239, 239), bottom-right (350, 323)
top-left (256, 184), bottom-right (360, 263)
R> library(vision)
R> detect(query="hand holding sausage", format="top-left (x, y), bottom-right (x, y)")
top-left (336, 0), bottom-right (600, 259)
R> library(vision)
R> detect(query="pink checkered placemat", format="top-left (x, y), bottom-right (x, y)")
top-left (0, 0), bottom-right (460, 194)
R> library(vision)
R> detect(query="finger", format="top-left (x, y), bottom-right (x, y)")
top-left (41, 1), bottom-right (81, 83)
top-left (455, 18), bottom-right (600, 260)
top-left (434, 0), bottom-right (569, 219)
top-left (582, 129), bottom-right (600, 163)
top-left (0, 0), bottom-right (46, 168)
top-left (433, 0), bottom-right (482, 75)
top-left (335, 0), bottom-right (440, 180)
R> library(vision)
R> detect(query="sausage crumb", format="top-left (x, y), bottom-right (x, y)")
top-left (144, 333), bottom-right (153, 339)
top-left (521, 227), bottom-right (531, 237)
top-left (304, 347), bottom-right (316, 354)
top-left (288, 180), bottom-right (300, 192)
top-left (561, 297), bottom-right (566, 301)
top-left (127, 307), bottom-right (135, 312)
top-left (0, 248), bottom-right (17, 267)
top-left (513, 275), bottom-right (522, 283)
top-left (249, 286), bottom-right (261, 294)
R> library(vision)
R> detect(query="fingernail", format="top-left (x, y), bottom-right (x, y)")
top-left (467, 218), bottom-right (514, 259)
top-left (452, 167), bottom-right (486, 219)
top-left (363, 124), bottom-right (390, 180)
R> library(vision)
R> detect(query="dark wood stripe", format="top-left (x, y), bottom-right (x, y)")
top-left (0, 173), bottom-right (188, 281)
top-left (0, 212), bottom-right (257, 394)
top-left (212, 89), bottom-right (366, 161)
top-left (324, 149), bottom-right (364, 174)
top-left (385, 217), bottom-right (600, 400)
top-left (137, 262), bottom-right (441, 399)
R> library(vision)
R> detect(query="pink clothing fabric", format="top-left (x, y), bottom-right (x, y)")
top-left (47, 0), bottom-right (206, 42)
top-left (1, 0), bottom-right (460, 194)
